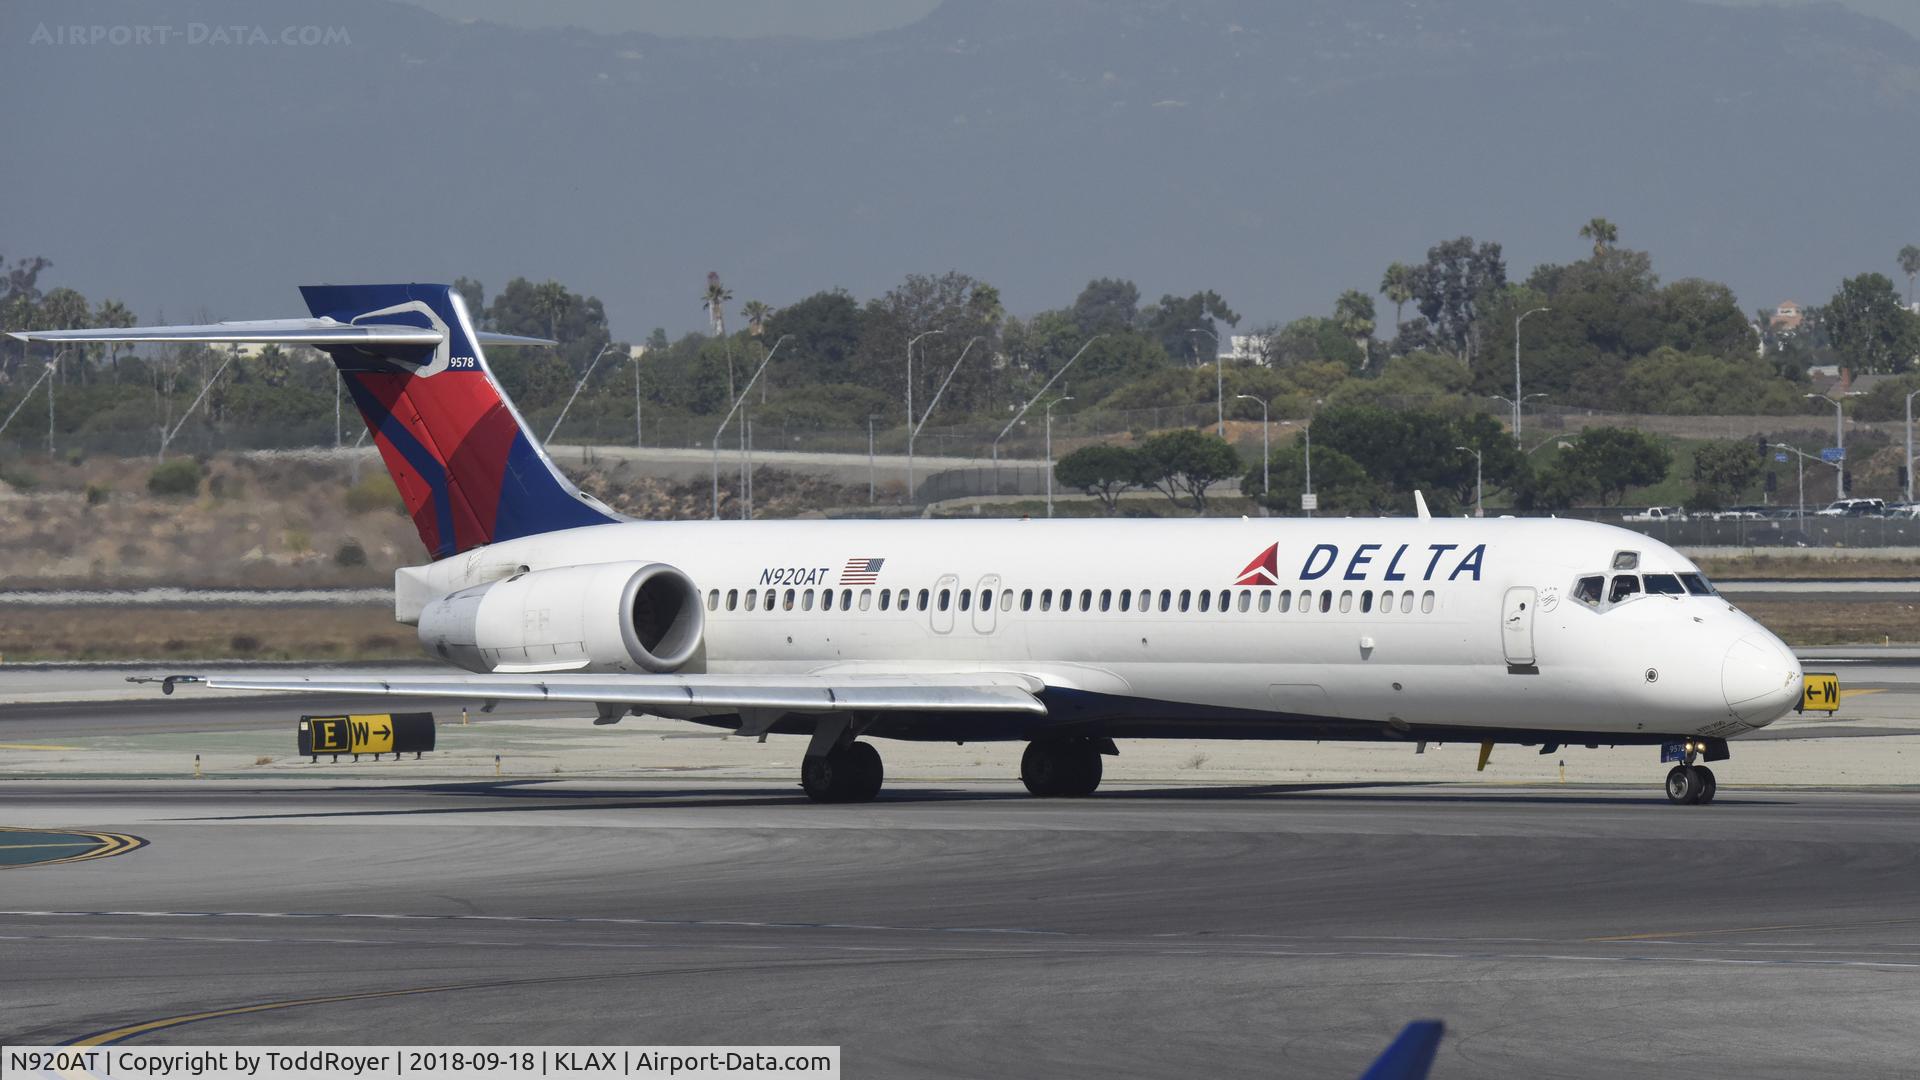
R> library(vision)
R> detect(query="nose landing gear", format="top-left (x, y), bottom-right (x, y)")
top-left (1665, 764), bottom-right (1717, 804)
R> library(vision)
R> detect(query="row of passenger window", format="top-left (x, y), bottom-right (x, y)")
top-left (705, 585), bottom-right (1438, 616)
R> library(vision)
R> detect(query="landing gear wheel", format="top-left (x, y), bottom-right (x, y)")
top-left (1022, 739), bottom-right (1103, 797)
top-left (1695, 765), bottom-right (1717, 804)
top-left (1665, 764), bottom-right (1706, 805)
top-left (801, 741), bottom-right (885, 803)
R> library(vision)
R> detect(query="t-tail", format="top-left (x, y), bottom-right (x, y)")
top-left (300, 284), bottom-right (619, 558)
top-left (8, 282), bottom-right (623, 560)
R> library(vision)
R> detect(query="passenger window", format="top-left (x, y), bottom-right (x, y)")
top-left (1080, 589), bottom-right (1092, 611)
top-left (804, 589), bottom-right (816, 611)
top-left (1379, 590), bottom-right (1394, 612)
top-left (1199, 590), bottom-right (1211, 613)
top-left (980, 589), bottom-right (993, 610)
top-left (821, 589), bottom-right (834, 611)
top-left (1320, 592), bottom-right (1333, 613)
top-left (1179, 589), bottom-right (1192, 612)
top-left (1160, 589), bottom-right (1172, 612)
top-left (1644, 574), bottom-right (1684, 595)
top-left (1257, 590), bottom-right (1270, 613)
top-left (1218, 590), bottom-right (1231, 611)
top-left (1678, 573), bottom-right (1713, 596)
top-left (1238, 591), bottom-right (1251, 613)
top-left (1277, 590), bottom-right (1292, 613)
top-left (917, 589), bottom-right (930, 611)
top-left (1573, 576), bottom-right (1604, 607)
top-left (766, 590), bottom-right (778, 611)
top-left (1022, 588), bottom-right (1034, 611)
top-left (1299, 590), bottom-right (1313, 613)
top-left (842, 588), bottom-right (853, 609)
top-left (1421, 590), bottom-right (1435, 613)
top-left (879, 589), bottom-right (891, 611)
top-left (859, 589), bottom-right (872, 611)
top-left (939, 589), bottom-right (951, 611)
top-left (783, 588), bottom-right (796, 611)
top-left (1061, 589), bottom-right (1074, 612)
top-left (1119, 589), bottom-right (1132, 612)
top-left (745, 588), bottom-right (758, 610)
top-left (1609, 575), bottom-right (1641, 603)
top-left (1360, 591), bottom-right (1373, 613)
top-left (1001, 591), bottom-right (1013, 612)
top-left (1339, 591), bottom-right (1353, 613)
top-left (1100, 589), bottom-right (1112, 612)
top-left (707, 589), bottom-right (719, 611)
top-left (726, 589), bottom-right (738, 611)
top-left (1041, 589), bottom-right (1053, 611)
top-left (959, 589), bottom-right (971, 611)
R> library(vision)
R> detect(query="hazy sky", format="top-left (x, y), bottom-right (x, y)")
top-left (401, 0), bottom-right (1920, 40)
top-left (400, 0), bottom-right (942, 39)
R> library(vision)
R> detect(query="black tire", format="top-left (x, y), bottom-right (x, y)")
top-left (802, 754), bottom-right (840, 802)
top-left (1061, 747), bottom-right (1103, 797)
top-left (840, 741), bottom-right (884, 803)
top-left (1695, 765), bottom-right (1717, 805)
top-left (1021, 740), bottom-right (1065, 796)
top-left (1665, 764), bottom-right (1703, 805)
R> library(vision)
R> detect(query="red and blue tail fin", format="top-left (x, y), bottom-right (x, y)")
top-left (300, 283), bottom-right (620, 559)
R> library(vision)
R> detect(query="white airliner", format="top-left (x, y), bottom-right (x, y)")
top-left (16, 284), bottom-right (1811, 805)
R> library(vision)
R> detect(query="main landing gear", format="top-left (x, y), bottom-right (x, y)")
top-left (1021, 737), bottom-right (1106, 797)
top-left (1665, 764), bottom-right (1717, 805)
top-left (801, 740), bottom-right (884, 803)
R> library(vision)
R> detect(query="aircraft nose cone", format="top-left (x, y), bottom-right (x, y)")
top-left (1723, 634), bottom-right (1801, 723)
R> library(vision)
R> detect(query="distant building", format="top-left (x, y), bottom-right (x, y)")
top-left (1768, 300), bottom-right (1806, 333)
top-left (1227, 334), bottom-right (1267, 363)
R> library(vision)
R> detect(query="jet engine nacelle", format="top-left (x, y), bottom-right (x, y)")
top-left (417, 561), bottom-right (704, 674)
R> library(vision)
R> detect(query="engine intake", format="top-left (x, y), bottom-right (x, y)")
top-left (418, 561), bottom-right (703, 674)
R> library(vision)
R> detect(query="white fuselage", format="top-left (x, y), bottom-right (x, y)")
top-left (402, 516), bottom-right (1804, 743)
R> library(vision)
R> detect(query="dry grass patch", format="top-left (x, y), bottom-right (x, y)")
top-left (0, 604), bottom-right (411, 662)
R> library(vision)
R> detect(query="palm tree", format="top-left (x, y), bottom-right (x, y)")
top-left (93, 298), bottom-right (135, 377)
top-left (530, 281), bottom-right (571, 343)
top-left (1900, 245), bottom-right (1920, 308)
top-left (1378, 262), bottom-right (1414, 330)
top-left (741, 300), bottom-right (773, 337)
top-left (703, 271), bottom-right (736, 400)
top-left (1334, 289), bottom-right (1377, 371)
top-left (1579, 217), bottom-right (1619, 257)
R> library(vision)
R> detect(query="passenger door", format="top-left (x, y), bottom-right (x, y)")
top-left (1502, 586), bottom-right (1536, 667)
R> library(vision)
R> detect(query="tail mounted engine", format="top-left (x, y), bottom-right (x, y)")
top-left (418, 561), bottom-right (704, 674)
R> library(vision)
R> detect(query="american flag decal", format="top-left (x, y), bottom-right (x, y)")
top-left (841, 557), bottom-right (885, 584)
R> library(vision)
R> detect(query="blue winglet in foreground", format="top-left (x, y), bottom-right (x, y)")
top-left (1358, 1021), bottom-right (1444, 1080)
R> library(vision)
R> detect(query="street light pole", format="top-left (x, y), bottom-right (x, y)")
top-left (1044, 396), bottom-right (1074, 518)
top-left (904, 329), bottom-right (945, 503)
top-left (1303, 420), bottom-right (1314, 519)
top-left (547, 341), bottom-right (619, 445)
top-left (1235, 394), bottom-right (1270, 500)
top-left (1905, 389), bottom-right (1920, 503)
top-left (1773, 443), bottom-right (1814, 519)
top-left (1455, 445), bottom-right (1484, 517)
top-left (992, 335), bottom-right (1106, 497)
top-left (711, 335), bottom-right (791, 518)
top-left (1190, 327), bottom-right (1223, 436)
top-left (633, 349), bottom-right (644, 448)
top-left (1806, 392), bottom-right (1853, 501)
top-left (1514, 306), bottom-right (1549, 440)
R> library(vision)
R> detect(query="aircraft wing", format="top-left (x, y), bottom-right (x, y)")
top-left (7, 320), bottom-right (555, 348)
top-left (148, 671), bottom-right (1048, 715)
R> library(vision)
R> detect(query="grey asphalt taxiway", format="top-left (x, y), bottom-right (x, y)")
top-left (4, 780), bottom-right (1918, 1078)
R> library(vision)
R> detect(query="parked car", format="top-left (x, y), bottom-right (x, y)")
top-left (1621, 506), bottom-right (1685, 522)
top-left (1815, 498), bottom-right (1887, 517)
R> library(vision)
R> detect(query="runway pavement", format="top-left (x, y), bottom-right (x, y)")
top-left (3, 780), bottom-right (1917, 1078)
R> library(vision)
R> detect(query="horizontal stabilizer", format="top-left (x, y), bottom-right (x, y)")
top-left (6, 320), bottom-right (555, 348)
top-left (1359, 1021), bottom-right (1444, 1080)
top-left (149, 672), bottom-right (1050, 715)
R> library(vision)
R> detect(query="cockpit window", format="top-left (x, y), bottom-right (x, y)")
top-left (1609, 575), bottom-right (1642, 603)
top-left (1678, 573), bottom-right (1714, 596)
top-left (1611, 551), bottom-right (1639, 571)
top-left (1643, 573), bottom-right (1684, 595)
top-left (1573, 576), bottom-right (1604, 606)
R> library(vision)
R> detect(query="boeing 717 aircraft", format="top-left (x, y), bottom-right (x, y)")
top-left (14, 284), bottom-right (1812, 804)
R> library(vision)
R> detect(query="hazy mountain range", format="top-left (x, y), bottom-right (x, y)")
top-left (4, 0), bottom-right (1917, 338)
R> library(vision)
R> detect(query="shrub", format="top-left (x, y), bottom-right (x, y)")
top-left (333, 540), bottom-right (367, 567)
top-left (84, 483), bottom-right (111, 506)
top-left (229, 634), bottom-right (261, 654)
top-left (344, 473), bottom-right (405, 515)
top-left (0, 464), bottom-right (38, 491)
top-left (146, 458), bottom-right (203, 497)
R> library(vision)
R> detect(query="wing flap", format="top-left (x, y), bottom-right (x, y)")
top-left (161, 672), bottom-right (1048, 715)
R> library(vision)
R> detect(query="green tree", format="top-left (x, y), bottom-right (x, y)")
top-left (1070, 278), bottom-right (1141, 336)
top-left (1054, 444), bottom-right (1144, 514)
top-left (1378, 261), bottom-right (1415, 331)
top-left (1333, 289), bottom-right (1376, 372)
top-left (764, 289), bottom-right (864, 388)
top-left (1135, 428), bottom-right (1241, 513)
top-left (1554, 427), bottom-right (1672, 506)
top-left (741, 300), bottom-right (774, 337)
top-left (1243, 442), bottom-right (1379, 516)
top-left (1408, 237), bottom-right (1506, 364)
top-left (451, 276), bottom-right (484, 316)
top-left (1579, 217), bottom-right (1619, 257)
top-left (1689, 439), bottom-right (1763, 511)
top-left (1140, 290), bottom-right (1241, 365)
top-left (92, 298), bottom-right (136, 376)
top-left (1826, 272), bottom-right (1920, 374)
top-left (1899, 245), bottom-right (1920, 308)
